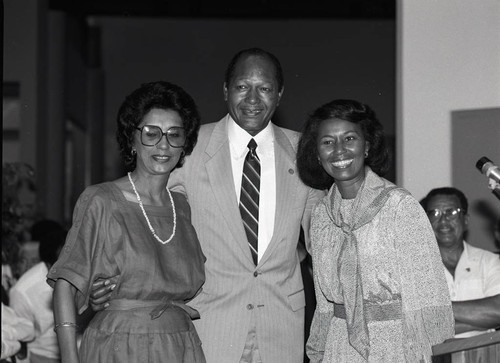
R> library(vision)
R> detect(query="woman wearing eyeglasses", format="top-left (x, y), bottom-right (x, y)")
top-left (48, 81), bottom-right (206, 363)
top-left (297, 99), bottom-right (454, 362)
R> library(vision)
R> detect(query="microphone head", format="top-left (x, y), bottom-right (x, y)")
top-left (476, 156), bottom-right (492, 172)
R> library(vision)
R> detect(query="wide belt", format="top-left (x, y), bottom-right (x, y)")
top-left (107, 298), bottom-right (200, 320)
top-left (333, 301), bottom-right (401, 322)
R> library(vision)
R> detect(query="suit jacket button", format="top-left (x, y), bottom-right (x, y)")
top-left (253, 271), bottom-right (259, 277)
top-left (247, 304), bottom-right (254, 310)
top-left (288, 168), bottom-right (294, 174)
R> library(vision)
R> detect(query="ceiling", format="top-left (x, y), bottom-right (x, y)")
top-left (49, 0), bottom-right (395, 19)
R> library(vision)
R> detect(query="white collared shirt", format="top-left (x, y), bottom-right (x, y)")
top-left (444, 241), bottom-right (500, 338)
top-left (228, 116), bottom-right (276, 262)
top-left (9, 262), bottom-right (60, 359)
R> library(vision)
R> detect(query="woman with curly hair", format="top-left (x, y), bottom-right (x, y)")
top-left (297, 99), bottom-right (454, 362)
top-left (48, 81), bottom-right (206, 362)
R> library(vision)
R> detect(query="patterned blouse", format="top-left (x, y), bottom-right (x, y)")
top-left (306, 168), bottom-right (454, 362)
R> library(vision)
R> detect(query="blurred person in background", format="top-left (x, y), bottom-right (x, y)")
top-left (9, 221), bottom-right (67, 363)
top-left (2, 162), bottom-right (39, 300)
top-left (1, 302), bottom-right (35, 362)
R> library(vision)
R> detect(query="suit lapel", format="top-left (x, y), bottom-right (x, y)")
top-left (259, 125), bottom-right (298, 266)
top-left (205, 117), bottom-right (255, 264)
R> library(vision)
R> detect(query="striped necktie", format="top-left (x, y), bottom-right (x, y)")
top-left (239, 138), bottom-right (260, 265)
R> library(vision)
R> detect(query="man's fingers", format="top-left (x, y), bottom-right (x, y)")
top-left (90, 302), bottom-right (110, 311)
top-left (91, 278), bottom-right (109, 289)
top-left (89, 276), bottom-right (118, 312)
top-left (89, 283), bottom-right (116, 299)
top-left (91, 277), bottom-right (116, 289)
top-left (91, 276), bottom-right (119, 289)
top-left (90, 292), bottom-right (113, 305)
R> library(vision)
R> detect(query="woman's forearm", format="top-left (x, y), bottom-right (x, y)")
top-left (54, 279), bottom-right (80, 363)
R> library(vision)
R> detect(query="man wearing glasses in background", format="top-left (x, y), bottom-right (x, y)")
top-left (421, 187), bottom-right (500, 338)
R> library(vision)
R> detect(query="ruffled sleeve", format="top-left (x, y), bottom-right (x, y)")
top-left (391, 194), bottom-right (455, 361)
top-left (47, 184), bottom-right (120, 314)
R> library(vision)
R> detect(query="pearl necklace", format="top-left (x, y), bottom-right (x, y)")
top-left (128, 172), bottom-right (176, 244)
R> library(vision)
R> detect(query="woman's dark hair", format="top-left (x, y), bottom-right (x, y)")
top-left (224, 48), bottom-right (284, 92)
top-left (297, 99), bottom-right (390, 190)
top-left (116, 81), bottom-right (201, 171)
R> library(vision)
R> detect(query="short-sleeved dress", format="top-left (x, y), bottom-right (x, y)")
top-left (47, 182), bottom-right (206, 363)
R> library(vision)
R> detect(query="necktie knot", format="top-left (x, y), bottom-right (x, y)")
top-left (248, 138), bottom-right (257, 150)
top-left (247, 139), bottom-right (258, 160)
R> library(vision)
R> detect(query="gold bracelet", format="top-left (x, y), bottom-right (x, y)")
top-left (54, 322), bottom-right (79, 332)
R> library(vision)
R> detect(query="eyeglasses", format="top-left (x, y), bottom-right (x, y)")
top-left (426, 207), bottom-right (463, 222)
top-left (136, 125), bottom-right (186, 148)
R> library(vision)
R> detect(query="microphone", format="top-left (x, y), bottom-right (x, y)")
top-left (476, 157), bottom-right (500, 183)
top-left (476, 156), bottom-right (500, 201)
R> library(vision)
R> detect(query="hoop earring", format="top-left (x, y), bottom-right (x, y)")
top-left (131, 149), bottom-right (137, 156)
top-left (364, 151), bottom-right (368, 158)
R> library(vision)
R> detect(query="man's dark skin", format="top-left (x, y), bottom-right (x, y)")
top-left (426, 193), bottom-right (500, 334)
top-left (89, 278), bottom-right (117, 310)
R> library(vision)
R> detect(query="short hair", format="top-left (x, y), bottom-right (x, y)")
top-left (224, 48), bottom-right (284, 92)
top-left (421, 187), bottom-right (469, 214)
top-left (297, 99), bottom-right (390, 190)
top-left (30, 219), bottom-right (67, 265)
top-left (31, 219), bottom-right (63, 242)
top-left (39, 228), bottom-right (67, 265)
top-left (116, 81), bottom-right (201, 171)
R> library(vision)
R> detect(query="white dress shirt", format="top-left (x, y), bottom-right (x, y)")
top-left (9, 262), bottom-right (60, 359)
top-left (444, 241), bottom-right (500, 338)
top-left (228, 116), bottom-right (276, 262)
top-left (1, 303), bottom-right (35, 360)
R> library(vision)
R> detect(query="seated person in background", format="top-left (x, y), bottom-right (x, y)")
top-left (1, 303), bottom-right (35, 361)
top-left (9, 221), bottom-right (67, 363)
top-left (15, 240), bottom-right (40, 280)
top-left (421, 187), bottom-right (500, 337)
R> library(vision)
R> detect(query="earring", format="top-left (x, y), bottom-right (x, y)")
top-left (131, 149), bottom-right (137, 156)
top-left (364, 151), bottom-right (368, 158)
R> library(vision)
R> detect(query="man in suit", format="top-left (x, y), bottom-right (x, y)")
top-left (91, 48), bottom-right (324, 362)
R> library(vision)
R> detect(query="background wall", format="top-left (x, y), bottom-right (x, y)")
top-left (397, 0), bottom-right (500, 251)
top-left (451, 108), bottom-right (500, 251)
top-left (4, 1), bottom-right (499, 252)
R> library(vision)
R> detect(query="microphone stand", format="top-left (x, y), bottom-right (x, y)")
top-left (488, 179), bottom-right (500, 201)
top-left (476, 157), bottom-right (500, 201)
